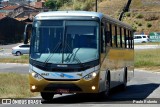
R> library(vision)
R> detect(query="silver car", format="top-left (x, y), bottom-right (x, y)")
top-left (12, 44), bottom-right (30, 56)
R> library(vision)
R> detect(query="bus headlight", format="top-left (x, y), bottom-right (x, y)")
top-left (83, 72), bottom-right (97, 80)
top-left (30, 70), bottom-right (43, 81)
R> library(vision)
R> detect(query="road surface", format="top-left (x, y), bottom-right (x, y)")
top-left (0, 63), bottom-right (29, 74)
top-left (0, 63), bottom-right (160, 106)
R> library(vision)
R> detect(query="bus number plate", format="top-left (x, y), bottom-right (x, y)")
top-left (57, 89), bottom-right (69, 93)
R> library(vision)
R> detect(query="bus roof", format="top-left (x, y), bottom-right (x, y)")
top-left (35, 11), bottom-right (133, 30)
top-left (35, 11), bottom-right (103, 18)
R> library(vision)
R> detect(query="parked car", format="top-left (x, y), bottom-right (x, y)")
top-left (12, 44), bottom-right (30, 56)
top-left (134, 35), bottom-right (149, 43)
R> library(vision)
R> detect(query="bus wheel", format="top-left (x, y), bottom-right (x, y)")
top-left (99, 72), bottom-right (110, 98)
top-left (41, 92), bottom-right (54, 101)
top-left (120, 68), bottom-right (127, 90)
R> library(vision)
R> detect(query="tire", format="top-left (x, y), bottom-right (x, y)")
top-left (16, 51), bottom-right (21, 56)
top-left (120, 68), bottom-right (127, 90)
top-left (41, 92), bottom-right (54, 101)
top-left (99, 71), bottom-right (110, 98)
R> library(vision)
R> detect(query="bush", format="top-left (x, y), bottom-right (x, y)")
top-left (125, 12), bottom-right (131, 17)
top-left (144, 13), bottom-right (159, 21)
top-left (80, 1), bottom-right (92, 11)
top-left (138, 23), bottom-right (142, 26)
top-left (136, 14), bottom-right (144, 19)
top-left (147, 23), bottom-right (152, 28)
top-left (73, 3), bottom-right (81, 10)
top-left (132, 25), bottom-right (137, 31)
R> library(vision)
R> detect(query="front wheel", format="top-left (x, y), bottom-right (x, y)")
top-left (99, 73), bottom-right (110, 98)
top-left (41, 92), bottom-right (54, 101)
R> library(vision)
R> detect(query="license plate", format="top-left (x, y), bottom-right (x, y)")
top-left (57, 89), bottom-right (69, 93)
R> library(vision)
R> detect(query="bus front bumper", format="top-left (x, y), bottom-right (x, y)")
top-left (29, 74), bottom-right (99, 93)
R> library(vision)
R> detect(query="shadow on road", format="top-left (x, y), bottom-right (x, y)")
top-left (42, 83), bottom-right (159, 104)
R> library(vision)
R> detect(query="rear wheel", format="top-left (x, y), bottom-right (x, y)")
top-left (41, 92), bottom-right (54, 101)
top-left (120, 68), bottom-right (127, 90)
top-left (16, 51), bottom-right (21, 56)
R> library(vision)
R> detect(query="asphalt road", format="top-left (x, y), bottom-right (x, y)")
top-left (0, 63), bottom-right (29, 74)
top-left (0, 63), bottom-right (160, 106)
top-left (40, 70), bottom-right (160, 104)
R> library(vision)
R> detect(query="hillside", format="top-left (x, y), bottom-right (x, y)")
top-left (98, 0), bottom-right (160, 33)
top-left (58, 0), bottom-right (159, 33)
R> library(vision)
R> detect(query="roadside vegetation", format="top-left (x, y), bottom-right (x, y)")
top-left (134, 42), bottom-right (160, 45)
top-left (44, 0), bottom-right (160, 33)
top-left (0, 55), bottom-right (29, 63)
top-left (0, 73), bottom-right (38, 98)
top-left (0, 48), bottom-right (160, 69)
top-left (135, 49), bottom-right (160, 69)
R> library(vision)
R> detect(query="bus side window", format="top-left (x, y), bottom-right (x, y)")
top-left (119, 27), bottom-right (123, 48)
top-left (101, 26), bottom-right (106, 53)
top-left (117, 26), bottom-right (121, 48)
top-left (104, 23), bottom-right (109, 47)
top-left (124, 29), bottom-right (127, 48)
top-left (112, 25), bottom-right (119, 47)
top-left (130, 31), bottom-right (134, 49)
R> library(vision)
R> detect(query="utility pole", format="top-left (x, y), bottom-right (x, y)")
top-left (119, 0), bottom-right (132, 21)
top-left (95, 0), bottom-right (97, 12)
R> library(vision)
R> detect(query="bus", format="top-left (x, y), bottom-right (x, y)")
top-left (24, 11), bottom-right (134, 101)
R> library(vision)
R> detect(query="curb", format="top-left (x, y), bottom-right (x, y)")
top-left (0, 63), bottom-right (29, 66)
top-left (135, 69), bottom-right (160, 74)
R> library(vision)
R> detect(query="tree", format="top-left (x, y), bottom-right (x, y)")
top-left (45, 0), bottom-right (57, 10)
top-left (45, 0), bottom-right (71, 10)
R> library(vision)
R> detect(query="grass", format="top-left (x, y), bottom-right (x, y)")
top-left (0, 55), bottom-right (29, 63)
top-left (0, 73), bottom-right (38, 98)
top-left (134, 42), bottom-right (160, 45)
top-left (0, 49), bottom-right (160, 70)
top-left (135, 49), bottom-right (160, 69)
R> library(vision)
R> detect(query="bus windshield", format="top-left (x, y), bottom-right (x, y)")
top-left (30, 20), bottom-right (99, 64)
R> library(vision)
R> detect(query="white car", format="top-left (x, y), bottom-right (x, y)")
top-left (12, 44), bottom-right (30, 56)
top-left (134, 35), bottom-right (149, 43)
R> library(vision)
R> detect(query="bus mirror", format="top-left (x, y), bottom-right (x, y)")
top-left (24, 32), bottom-right (28, 44)
top-left (24, 24), bottom-right (32, 44)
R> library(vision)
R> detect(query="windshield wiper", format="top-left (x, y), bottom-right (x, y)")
top-left (43, 41), bottom-right (62, 66)
top-left (64, 42), bottom-right (84, 68)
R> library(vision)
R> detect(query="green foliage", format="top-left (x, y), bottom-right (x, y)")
top-left (132, 24), bottom-right (137, 31)
top-left (45, 0), bottom-right (56, 10)
top-left (136, 14), bottom-right (143, 19)
top-left (44, 0), bottom-right (95, 11)
top-left (147, 22), bottom-right (152, 28)
top-left (125, 12), bottom-right (131, 17)
top-left (45, 0), bottom-right (71, 10)
top-left (138, 22), bottom-right (142, 26)
top-left (135, 49), bottom-right (160, 67)
top-left (72, 0), bottom-right (94, 11)
top-left (0, 73), bottom-right (38, 98)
